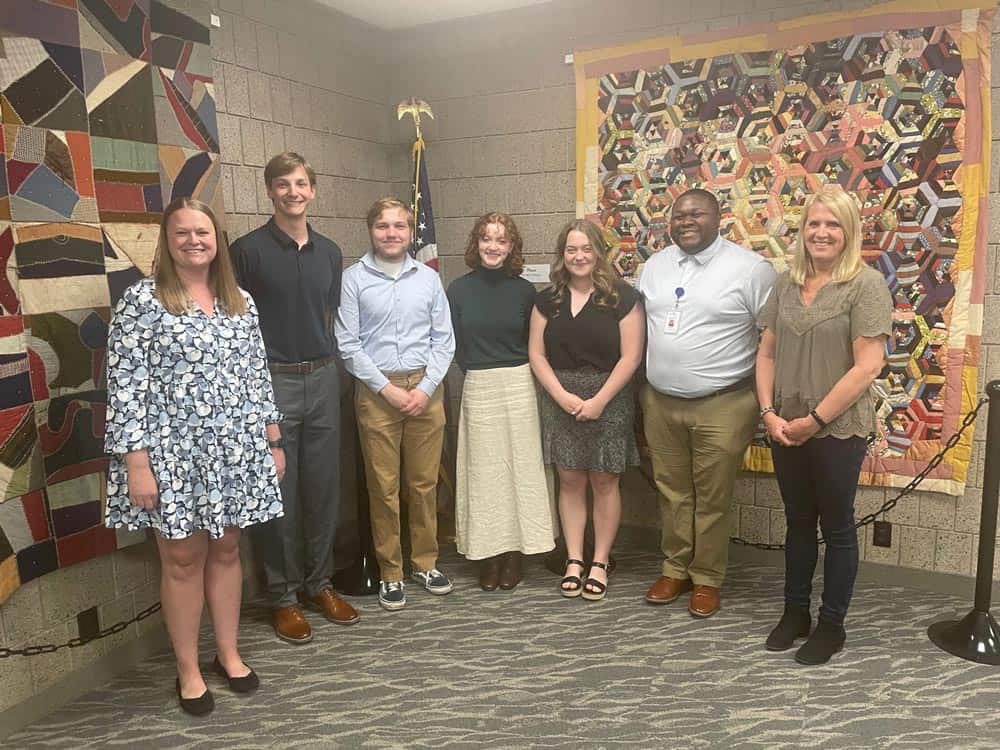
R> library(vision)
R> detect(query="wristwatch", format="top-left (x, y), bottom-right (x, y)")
top-left (268, 437), bottom-right (286, 449)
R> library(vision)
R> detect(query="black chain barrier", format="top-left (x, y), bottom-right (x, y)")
top-left (1, 397), bottom-right (988, 658)
top-left (0, 601), bottom-right (162, 659)
top-left (638, 395), bottom-right (990, 552)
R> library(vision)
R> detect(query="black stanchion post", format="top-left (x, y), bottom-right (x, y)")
top-left (928, 379), bottom-right (1000, 664)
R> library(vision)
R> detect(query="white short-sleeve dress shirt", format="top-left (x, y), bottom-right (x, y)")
top-left (638, 234), bottom-right (776, 398)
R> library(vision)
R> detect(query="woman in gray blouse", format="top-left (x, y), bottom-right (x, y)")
top-left (755, 185), bottom-right (892, 666)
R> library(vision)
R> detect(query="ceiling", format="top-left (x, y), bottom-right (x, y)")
top-left (314, 0), bottom-right (553, 30)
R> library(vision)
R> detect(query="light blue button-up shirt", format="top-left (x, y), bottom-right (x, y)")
top-left (335, 252), bottom-right (455, 397)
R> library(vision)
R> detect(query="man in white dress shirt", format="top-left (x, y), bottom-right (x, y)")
top-left (639, 189), bottom-right (776, 618)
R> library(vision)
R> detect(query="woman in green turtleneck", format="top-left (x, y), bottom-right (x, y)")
top-left (447, 212), bottom-right (555, 592)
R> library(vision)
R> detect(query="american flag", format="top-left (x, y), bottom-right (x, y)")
top-left (410, 143), bottom-right (439, 271)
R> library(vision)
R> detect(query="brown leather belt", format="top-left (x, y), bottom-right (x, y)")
top-left (675, 373), bottom-right (754, 400)
top-left (268, 356), bottom-right (334, 375)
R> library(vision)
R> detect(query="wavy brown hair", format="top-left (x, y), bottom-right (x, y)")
top-left (153, 197), bottom-right (247, 316)
top-left (547, 219), bottom-right (619, 316)
top-left (463, 212), bottom-right (524, 276)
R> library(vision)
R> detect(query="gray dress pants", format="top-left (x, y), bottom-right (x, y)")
top-left (254, 361), bottom-right (340, 609)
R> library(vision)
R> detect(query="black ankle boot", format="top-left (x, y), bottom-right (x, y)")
top-left (765, 606), bottom-right (812, 651)
top-left (794, 620), bottom-right (846, 665)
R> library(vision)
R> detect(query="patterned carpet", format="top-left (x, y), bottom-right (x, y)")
top-left (8, 543), bottom-right (1000, 749)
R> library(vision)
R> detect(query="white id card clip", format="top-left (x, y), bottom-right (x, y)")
top-left (664, 310), bottom-right (681, 335)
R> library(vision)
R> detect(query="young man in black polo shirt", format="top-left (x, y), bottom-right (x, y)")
top-left (230, 152), bottom-right (359, 643)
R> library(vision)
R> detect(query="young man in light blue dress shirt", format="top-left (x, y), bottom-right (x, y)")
top-left (335, 197), bottom-right (456, 611)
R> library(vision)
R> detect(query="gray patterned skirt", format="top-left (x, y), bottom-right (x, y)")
top-left (538, 367), bottom-right (639, 474)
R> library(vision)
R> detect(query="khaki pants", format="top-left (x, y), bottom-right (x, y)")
top-left (355, 372), bottom-right (445, 582)
top-left (641, 384), bottom-right (758, 588)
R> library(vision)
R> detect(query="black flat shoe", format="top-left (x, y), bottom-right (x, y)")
top-left (176, 678), bottom-right (214, 716)
top-left (212, 655), bottom-right (260, 693)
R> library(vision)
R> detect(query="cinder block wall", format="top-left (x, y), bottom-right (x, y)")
top-left (384, 0), bottom-right (1000, 578)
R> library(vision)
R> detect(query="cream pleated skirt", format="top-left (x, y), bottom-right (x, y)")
top-left (455, 363), bottom-right (556, 560)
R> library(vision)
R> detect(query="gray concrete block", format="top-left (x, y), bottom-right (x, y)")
top-left (217, 0), bottom-right (243, 14)
top-left (899, 525), bottom-right (937, 569)
top-left (225, 212), bottom-right (251, 240)
top-left (240, 118), bottom-right (265, 166)
top-left (222, 63), bottom-right (250, 116)
top-left (541, 171), bottom-right (574, 214)
top-left (216, 112), bottom-right (241, 165)
top-left (270, 76), bottom-right (292, 124)
top-left (289, 82), bottom-right (312, 127)
top-left (221, 163), bottom-right (235, 213)
top-left (38, 555), bottom-right (115, 624)
top-left (256, 23), bottom-right (279, 72)
top-left (247, 71), bottom-right (272, 121)
top-left (983, 295), bottom-right (1000, 345)
top-left (935, 530), bottom-right (973, 575)
top-left (0, 578), bottom-right (45, 645)
top-left (212, 61), bottom-right (227, 113)
top-left (210, 10), bottom-right (236, 65)
top-left (540, 130), bottom-right (572, 173)
top-left (27, 623), bottom-right (74, 693)
top-left (233, 15), bottom-right (259, 69)
top-left (737, 504), bottom-right (769, 543)
top-left (95, 593), bottom-right (138, 656)
top-left (112, 544), bottom-right (151, 596)
top-left (262, 121), bottom-right (285, 163)
top-left (313, 175), bottom-right (337, 218)
top-left (0, 646), bottom-right (33, 712)
top-left (233, 165), bottom-right (259, 213)
top-left (918, 493), bottom-right (957, 530)
top-left (255, 170), bottom-right (273, 213)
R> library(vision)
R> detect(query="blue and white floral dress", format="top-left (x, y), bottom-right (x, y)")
top-left (104, 278), bottom-right (284, 540)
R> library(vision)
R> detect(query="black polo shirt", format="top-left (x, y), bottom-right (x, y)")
top-left (230, 218), bottom-right (343, 364)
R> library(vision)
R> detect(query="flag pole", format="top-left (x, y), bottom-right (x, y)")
top-left (394, 98), bottom-right (455, 531)
top-left (397, 98), bottom-right (434, 222)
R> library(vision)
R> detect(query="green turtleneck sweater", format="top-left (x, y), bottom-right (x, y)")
top-left (446, 266), bottom-right (537, 371)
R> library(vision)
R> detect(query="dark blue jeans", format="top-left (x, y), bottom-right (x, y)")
top-left (770, 435), bottom-right (867, 626)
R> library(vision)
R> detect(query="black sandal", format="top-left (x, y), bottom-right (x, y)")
top-left (560, 558), bottom-right (585, 598)
top-left (581, 561), bottom-right (609, 601)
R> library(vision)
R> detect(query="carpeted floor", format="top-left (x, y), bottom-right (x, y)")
top-left (8, 544), bottom-right (1000, 749)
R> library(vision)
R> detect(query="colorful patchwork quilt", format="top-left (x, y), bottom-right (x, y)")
top-left (574, 0), bottom-right (993, 498)
top-left (0, 0), bottom-right (220, 605)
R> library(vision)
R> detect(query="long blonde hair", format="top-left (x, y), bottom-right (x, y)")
top-left (548, 219), bottom-right (619, 315)
top-left (789, 185), bottom-right (865, 286)
top-left (154, 197), bottom-right (247, 316)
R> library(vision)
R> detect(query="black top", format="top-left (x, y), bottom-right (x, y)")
top-left (447, 267), bottom-right (536, 371)
top-left (230, 218), bottom-right (343, 363)
top-left (536, 279), bottom-right (639, 372)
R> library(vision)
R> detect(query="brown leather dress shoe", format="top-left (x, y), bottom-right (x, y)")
top-left (688, 585), bottom-right (721, 618)
top-left (479, 555), bottom-right (502, 591)
top-left (300, 589), bottom-right (360, 625)
top-left (273, 605), bottom-right (312, 644)
top-left (498, 551), bottom-right (523, 590)
top-left (645, 576), bottom-right (693, 604)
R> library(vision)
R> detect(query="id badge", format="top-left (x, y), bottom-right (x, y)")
top-left (664, 310), bottom-right (681, 335)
